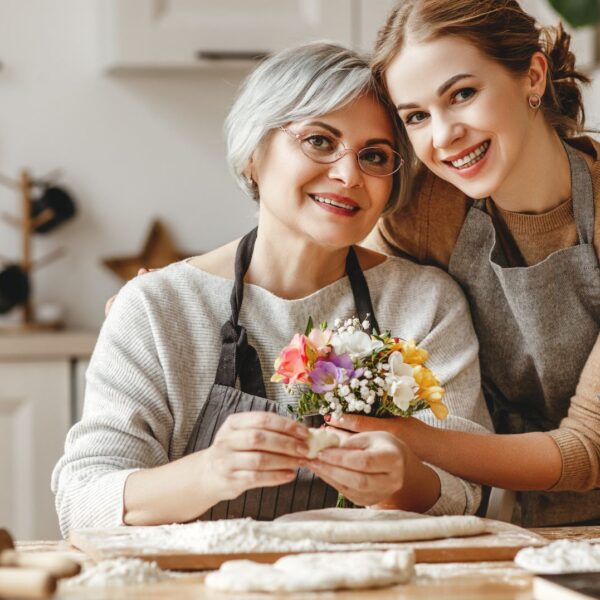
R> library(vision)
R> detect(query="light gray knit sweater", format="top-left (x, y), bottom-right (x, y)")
top-left (52, 257), bottom-right (493, 537)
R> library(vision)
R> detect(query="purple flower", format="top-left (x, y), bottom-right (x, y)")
top-left (309, 360), bottom-right (348, 393)
top-left (329, 352), bottom-right (364, 379)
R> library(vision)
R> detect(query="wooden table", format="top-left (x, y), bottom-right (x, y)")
top-left (14, 527), bottom-right (600, 599)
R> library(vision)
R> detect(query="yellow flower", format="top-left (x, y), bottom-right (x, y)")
top-left (398, 339), bottom-right (429, 366)
top-left (413, 365), bottom-right (447, 420)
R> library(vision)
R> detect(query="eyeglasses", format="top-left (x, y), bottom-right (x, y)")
top-left (280, 126), bottom-right (403, 177)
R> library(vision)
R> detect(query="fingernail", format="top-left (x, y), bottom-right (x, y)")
top-left (324, 414), bottom-right (331, 422)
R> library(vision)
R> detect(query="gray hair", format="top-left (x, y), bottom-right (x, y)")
top-left (225, 42), bottom-right (412, 214)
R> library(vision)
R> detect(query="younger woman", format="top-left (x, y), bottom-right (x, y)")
top-left (335, 0), bottom-right (600, 526)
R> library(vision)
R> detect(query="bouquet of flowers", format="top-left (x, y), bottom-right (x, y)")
top-left (271, 317), bottom-right (447, 421)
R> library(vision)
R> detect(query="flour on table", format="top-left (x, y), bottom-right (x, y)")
top-left (204, 549), bottom-right (415, 592)
top-left (61, 558), bottom-right (174, 588)
top-left (515, 540), bottom-right (600, 574)
top-left (87, 512), bottom-right (487, 557)
top-left (306, 427), bottom-right (340, 458)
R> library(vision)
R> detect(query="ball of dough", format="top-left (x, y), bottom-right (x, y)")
top-left (306, 428), bottom-right (340, 459)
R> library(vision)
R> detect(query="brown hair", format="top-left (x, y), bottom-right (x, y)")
top-left (372, 0), bottom-right (590, 139)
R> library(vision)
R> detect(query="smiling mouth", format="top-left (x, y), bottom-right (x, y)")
top-left (445, 140), bottom-right (490, 170)
top-left (309, 194), bottom-right (359, 212)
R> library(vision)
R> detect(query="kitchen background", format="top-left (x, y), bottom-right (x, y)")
top-left (0, 0), bottom-right (599, 540)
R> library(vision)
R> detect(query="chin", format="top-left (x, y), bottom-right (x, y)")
top-left (444, 172), bottom-right (503, 200)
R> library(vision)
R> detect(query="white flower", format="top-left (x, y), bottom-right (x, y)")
top-left (339, 385), bottom-right (351, 397)
top-left (350, 378), bottom-right (360, 390)
top-left (364, 404), bottom-right (372, 414)
top-left (331, 330), bottom-right (384, 361)
top-left (334, 318), bottom-right (342, 328)
top-left (387, 351), bottom-right (417, 411)
top-left (364, 369), bottom-right (372, 379)
top-left (374, 376), bottom-right (385, 387)
top-left (362, 319), bottom-right (370, 330)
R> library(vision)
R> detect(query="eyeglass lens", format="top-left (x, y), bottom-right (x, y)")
top-left (298, 136), bottom-right (401, 176)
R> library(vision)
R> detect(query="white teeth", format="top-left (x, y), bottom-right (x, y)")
top-left (312, 195), bottom-right (357, 211)
top-left (450, 141), bottom-right (489, 169)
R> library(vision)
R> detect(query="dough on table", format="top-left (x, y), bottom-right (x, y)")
top-left (515, 540), bottom-right (600, 574)
top-left (268, 515), bottom-right (487, 544)
top-left (306, 428), bottom-right (340, 458)
top-left (276, 507), bottom-right (424, 522)
top-left (204, 549), bottom-right (415, 592)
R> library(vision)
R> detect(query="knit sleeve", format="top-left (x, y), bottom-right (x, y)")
top-left (413, 268), bottom-right (494, 515)
top-left (547, 331), bottom-right (600, 491)
top-left (51, 280), bottom-right (172, 538)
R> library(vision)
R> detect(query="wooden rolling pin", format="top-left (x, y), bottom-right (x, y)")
top-left (0, 567), bottom-right (56, 598)
top-left (0, 528), bottom-right (81, 579)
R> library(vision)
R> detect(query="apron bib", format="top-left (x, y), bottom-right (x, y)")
top-left (449, 142), bottom-right (600, 526)
top-left (184, 227), bottom-right (381, 521)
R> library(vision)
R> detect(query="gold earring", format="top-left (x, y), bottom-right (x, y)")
top-left (528, 94), bottom-right (542, 110)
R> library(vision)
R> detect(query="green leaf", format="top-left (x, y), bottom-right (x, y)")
top-left (320, 320), bottom-right (328, 331)
top-left (548, 0), bottom-right (600, 27)
top-left (304, 316), bottom-right (314, 336)
top-left (336, 493), bottom-right (349, 508)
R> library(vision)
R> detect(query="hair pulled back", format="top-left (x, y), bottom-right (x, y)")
top-left (372, 0), bottom-right (590, 139)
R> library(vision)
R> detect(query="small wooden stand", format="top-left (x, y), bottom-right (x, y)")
top-left (0, 169), bottom-right (65, 332)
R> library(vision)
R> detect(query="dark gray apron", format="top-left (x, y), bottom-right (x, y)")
top-left (184, 227), bottom-right (381, 521)
top-left (449, 142), bottom-right (600, 526)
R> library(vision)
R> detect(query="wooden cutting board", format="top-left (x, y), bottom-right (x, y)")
top-left (70, 518), bottom-right (547, 570)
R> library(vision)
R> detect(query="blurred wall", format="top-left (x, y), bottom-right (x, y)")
top-left (0, 0), bottom-right (598, 330)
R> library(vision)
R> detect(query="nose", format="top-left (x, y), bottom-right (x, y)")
top-left (431, 112), bottom-right (465, 150)
top-left (327, 151), bottom-right (364, 188)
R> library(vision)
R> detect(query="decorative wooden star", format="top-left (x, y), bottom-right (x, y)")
top-left (103, 219), bottom-right (189, 281)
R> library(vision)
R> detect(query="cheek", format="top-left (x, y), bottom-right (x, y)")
top-left (368, 178), bottom-right (393, 209)
top-left (406, 129), bottom-right (433, 165)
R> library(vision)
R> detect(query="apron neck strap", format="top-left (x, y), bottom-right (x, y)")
top-left (564, 141), bottom-right (595, 245)
top-left (214, 227), bottom-right (266, 395)
top-left (345, 246), bottom-right (380, 334)
top-left (215, 227), bottom-right (381, 392)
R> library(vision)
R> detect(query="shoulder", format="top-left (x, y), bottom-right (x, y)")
top-left (370, 255), bottom-right (467, 304)
top-left (108, 256), bottom-right (231, 327)
top-left (379, 163), bottom-right (470, 269)
top-left (187, 239), bottom-right (238, 280)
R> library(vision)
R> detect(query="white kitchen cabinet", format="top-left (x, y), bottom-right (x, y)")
top-left (97, 0), bottom-right (354, 70)
top-left (0, 332), bottom-right (96, 540)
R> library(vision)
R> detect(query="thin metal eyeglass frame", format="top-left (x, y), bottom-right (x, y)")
top-left (279, 127), bottom-right (404, 177)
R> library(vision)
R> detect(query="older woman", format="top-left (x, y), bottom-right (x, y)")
top-left (52, 42), bottom-right (491, 536)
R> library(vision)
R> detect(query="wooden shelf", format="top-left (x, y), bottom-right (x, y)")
top-left (0, 330), bottom-right (97, 360)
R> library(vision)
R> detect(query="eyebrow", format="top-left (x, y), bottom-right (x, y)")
top-left (300, 121), bottom-right (394, 147)
top-left (395, 73), bottom-right (474, 111)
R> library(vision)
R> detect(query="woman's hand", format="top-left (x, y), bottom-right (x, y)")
top-left (324, 413), bottom-right (426, 455)
top-left (205, 412), bottom-right (310, 502)
top-left (105, 268), bottom-right (151, 316)
top-left (305, 431), bottom-right (410, 507)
